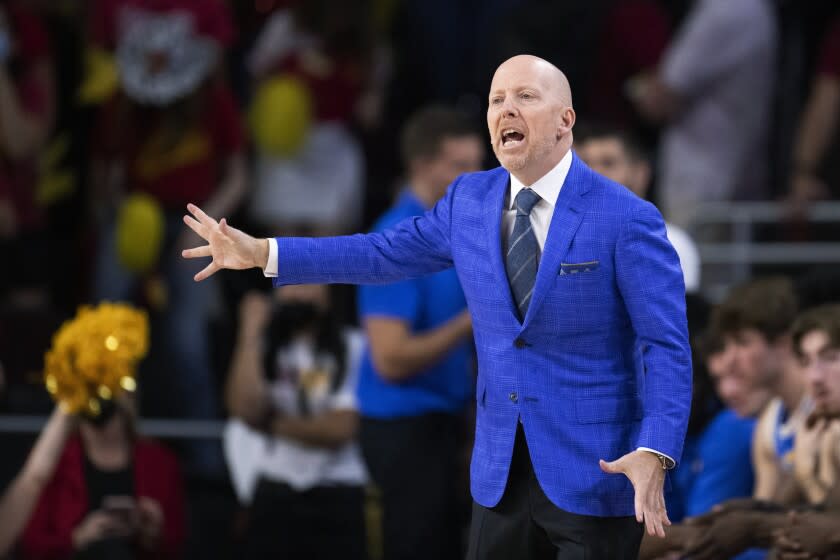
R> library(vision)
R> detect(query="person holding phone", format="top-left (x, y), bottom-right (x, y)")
top-left (20, 398), bottom-right (185, 559)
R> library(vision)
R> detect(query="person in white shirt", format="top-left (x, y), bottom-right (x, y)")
top-left (224, 284), bottom-right (368, 560)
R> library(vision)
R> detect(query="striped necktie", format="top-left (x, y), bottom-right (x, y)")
top-left (506, 188), bottom-right (541, 320)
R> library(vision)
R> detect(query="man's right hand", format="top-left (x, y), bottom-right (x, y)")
top-left (181, 203), bottom-right (268, 281)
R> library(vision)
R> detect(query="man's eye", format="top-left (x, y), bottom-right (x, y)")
top-left (491, 98), bottom-right (503, 105)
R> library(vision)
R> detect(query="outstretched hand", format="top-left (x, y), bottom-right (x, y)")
top-left (600, 450), bottom-right (670, 538)
top-left (181, 203), bottom-right (268, 281)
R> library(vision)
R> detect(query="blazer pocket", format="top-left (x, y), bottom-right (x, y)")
top-left (559, 260), bottom-right (600, 276)
top-left (574, 395), bottom-right (641, 424)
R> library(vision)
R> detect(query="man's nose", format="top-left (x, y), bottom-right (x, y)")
top-left (501, 96), bottom-right (518, 116)
top-left (806, 364), bottom-right (825, 384)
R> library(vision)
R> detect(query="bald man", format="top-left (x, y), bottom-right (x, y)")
top-left (183, 55), bottom-right (691, 559)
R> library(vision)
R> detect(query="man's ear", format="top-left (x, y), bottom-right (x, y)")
top-left (558, 107), bottom-right (576, 137)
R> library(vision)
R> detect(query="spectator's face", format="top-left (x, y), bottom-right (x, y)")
top-left (418, 135), bottom-right (484, 200)
top-left (799, 329), bottom-right (840, 415)
top-left (709, 330), bottom-right (779, 416)
top-left (487, 59), bottom-right (571, 176)
top-left (577, 138), bottom-right (648, 198)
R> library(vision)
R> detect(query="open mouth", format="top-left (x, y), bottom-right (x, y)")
top-left (501, 128), bottom-right (525, 148)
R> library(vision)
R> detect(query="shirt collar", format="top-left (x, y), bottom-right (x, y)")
top-left (508, 149), bottom-right (574, 210)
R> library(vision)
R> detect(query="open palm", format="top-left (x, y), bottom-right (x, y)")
top-left (181, 203), bottom-right (264, 281)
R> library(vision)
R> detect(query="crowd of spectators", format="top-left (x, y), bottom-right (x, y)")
top-left (1, 0), bottom-right (840, 558)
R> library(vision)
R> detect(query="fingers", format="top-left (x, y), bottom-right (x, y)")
top-left (660, 493), bottom-right (671, 527)
top-left (182, 245), bottom-right (211, 259)
top-left (644, 506), bottom-right (666, 538)
top-left (639, 490), bottom-right (669, 538)
top-left (194, 261), bottom-right (220, 282)
top-left (183, 215), bottom-right (209, 239)
top-left (187, 203), bottom-right (217, 228)
top-left (635, 493), bottom-right (645, 524)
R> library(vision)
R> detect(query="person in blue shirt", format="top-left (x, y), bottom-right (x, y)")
top-left (356, 106), bottom-right (484, 560)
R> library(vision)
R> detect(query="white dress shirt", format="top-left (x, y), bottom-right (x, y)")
top-left (503, 149), bottom-right (573, 256)
top-left (263, 149), bottom-right (674, 467)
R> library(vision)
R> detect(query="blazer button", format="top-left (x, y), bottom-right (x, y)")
top-left (514, 338), bottom-right (526, 349)
top-left (509, 392), bottom-right (518, 403)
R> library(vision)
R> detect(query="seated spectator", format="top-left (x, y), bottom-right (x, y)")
top-left (788, 307), bottom-right (840, 509)
top-left (641, 277), bottom-right (809, 560)
top-left (20, 397), bottom-right (186, 559)
top-left (0, 407), bottom-right (76, 556)
top-left (680, 304), bottom-right (840, 560)
top-left (224, 286), bottom-right (368, 560)
top-left (576, 123), bottom-right (701, 293)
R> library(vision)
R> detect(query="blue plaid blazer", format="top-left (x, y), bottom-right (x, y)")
top-left (273, 153), bottom-right (692, 516)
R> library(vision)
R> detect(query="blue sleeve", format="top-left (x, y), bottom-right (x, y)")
top-left (616, 200), bottom-right (692, 464)
top-left (359, 280), bottom-right (421, 324)
top-left (273, 176), bottom-right (461, 287)
top-left (684, 414), bottom-right (756, 517)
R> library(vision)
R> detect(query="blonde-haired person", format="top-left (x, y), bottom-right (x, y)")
top-left (0, 407), bottom-right (76, 556)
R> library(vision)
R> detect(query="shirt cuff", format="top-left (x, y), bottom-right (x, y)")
top-left (637, 447), bottom-right (676, 469)
top-left (262, 238), bottom-right (278, 278)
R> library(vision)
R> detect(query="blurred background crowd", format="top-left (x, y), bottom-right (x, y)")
top-left (1, 0), bottom-right (840, 558)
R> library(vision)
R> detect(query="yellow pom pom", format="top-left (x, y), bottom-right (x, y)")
top-left (249, 76), bottom-right (312, 157)
top-left (43, 303), bottom-right (148, 415)
top-left (120, 376), bottom-right (137, 392)
top-left (115, 193), bottom-right (165, 273)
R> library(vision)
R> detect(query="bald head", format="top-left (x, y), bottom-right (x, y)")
top-left (487, 54), bottom-right (576, 185)
top-left (492, 55), bottom-right (573, 108)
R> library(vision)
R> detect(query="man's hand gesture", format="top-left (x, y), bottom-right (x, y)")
top-left (181, 203), bottom-right (268, 281)
top-left (600, 450), bottom-right (670, 537)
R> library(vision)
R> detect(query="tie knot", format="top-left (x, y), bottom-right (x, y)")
top-left (514, 188), bottom-right (541, 216)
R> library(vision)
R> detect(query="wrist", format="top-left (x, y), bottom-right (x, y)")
top-left (253, 238), bottom-right (268, 269)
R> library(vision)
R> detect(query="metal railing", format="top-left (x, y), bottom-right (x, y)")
top-left (0, 415), bottom-right (225, 439)
top-left (688, 201), bottom-right (840, 295)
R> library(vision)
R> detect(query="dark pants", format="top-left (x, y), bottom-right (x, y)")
top-left (360, 413), bottom-right (467, 560)
top-left (467, 425), bottom-right (644, 560)
top-left (243, 478), bottom-right (368, 560)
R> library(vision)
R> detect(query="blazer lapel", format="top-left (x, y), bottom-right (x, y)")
top-left (523, 153), bottom-right (592, 329)
top-left (483, 168), bottom-right (519, 321)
